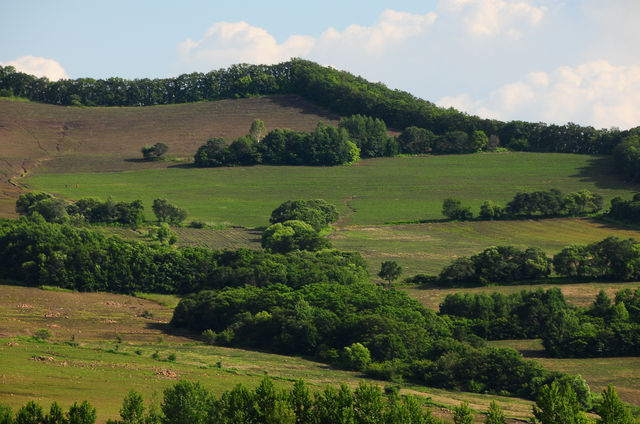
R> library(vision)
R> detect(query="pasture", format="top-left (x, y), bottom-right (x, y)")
top-left (23, 153), bottom-right (640, 227)
top-left (0, 285), bottom-right (537, 423)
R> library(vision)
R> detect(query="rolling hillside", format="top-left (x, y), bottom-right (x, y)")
top-left (0, 95), bottom-right (339, 216)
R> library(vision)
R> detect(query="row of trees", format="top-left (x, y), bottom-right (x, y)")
top-left (16, 193), bottom-right (187, 227)
top-left (439, 287), bottom-right (640, 358)
top-left (409, 237), bottom-right (640, 287)
top-left (0, 217), bottom-right (367, 294)
top-left (3, 60), bottom-right (636, 157)
top-left (7, 378), bottom-right (634, 424)
top-left (194, 122), bottom-right (359, 167)
top-left (442, 189), bottom-right (603, 221)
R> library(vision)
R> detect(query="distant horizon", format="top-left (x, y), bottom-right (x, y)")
top-left (2, 0), bottom-right (639, 129)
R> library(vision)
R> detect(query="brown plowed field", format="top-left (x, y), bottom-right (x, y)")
top-left (0, 96), bottom-right (338, 216)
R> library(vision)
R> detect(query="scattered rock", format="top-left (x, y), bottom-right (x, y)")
top-left (6, 342), bottom-right (19, 347)
top-left (155, 369), bottom-right (178, 378)
top-left (18, 304), bottom-right (33, 309)
top-left (30, 355), bottom-right (54, 362)
top-left (103, 319), bottom-right (117, 324)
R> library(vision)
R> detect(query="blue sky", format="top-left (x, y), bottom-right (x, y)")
top-left (2, 0), bottom-right (640, 129)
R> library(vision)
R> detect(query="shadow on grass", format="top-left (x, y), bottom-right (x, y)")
top-left (571, 156), bottom-right (640, 190)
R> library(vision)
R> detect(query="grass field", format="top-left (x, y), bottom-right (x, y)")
top-left (23, 153), bottom-right (640, 227)
top-left (96, 217), bottom-right (640, 278)
top-left (0, 96), bottom-right (339, 217)
top-left (0, 284), bottom-right (542, 423)
top-left (403, 281), bottom-right (640, 311)
top-left (330, 217), bottom-right (640, 276)
top-left (490, 339), bottom-right (640, 407)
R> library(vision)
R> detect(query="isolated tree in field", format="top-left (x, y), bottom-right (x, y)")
top-left (249, 119), bottom-right (266, 141)
top-left (152, 199), bottom-right (187, 224)
top-left (442, 198), bottom-right (473, 220)
top-left (597, 385), bottom-right (635, 424)
top-left (378, 261), bottom-right (402, 286)
top-left (141, 142), bottom-right (168, 160)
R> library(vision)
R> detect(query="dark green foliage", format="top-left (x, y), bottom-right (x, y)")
top-left (378, 261), bottom-right (402, 286)
top-left (171, 282), bottom-right (570, 399)
top-left (442, 198), bottom-right (473, 220)
top-left (0, 218), bottom-right (367, 294)
top-left (613, 135), bottom-right (640, 182)
top-left (193, 138), bottom-right (229, 167)
top-left (554, 237), bottom-right (640, 281)
top-left (194, 123), bottom-right (359, 167)
top-left (476, 189), bottom-right (602, 221)
top-left (66, 401), bottom-right (96, 424)
top-left (15, 401), bottom-right (43, 424)
top-left (437, 245), bottom-right (551, 286)
top-left (15, 192), bottom-right (53, 215)
top-left (339, 114), bottom-right (395, 158)
top-left (141, 143), bottom-right (168, 160)
top-left (151, 199), bottom-right (187, 224)
top-left (269, 199), bottom-right (339, 231)
top-left (261, 220), bottom-right (331, 253)
top-left (161, 380), bottom-right (211, 424)
top-left (398, 126), bottom-right (436, 154)
top-left (43, 403), bottom-right (64, 424)
top-left (609, 193), bottom-right (640, 224)
top-left (65, 198), bottom-right (144, 228)
top-left (439, 288), bottom-right (568, 340)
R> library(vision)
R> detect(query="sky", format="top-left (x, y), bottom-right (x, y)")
top-left (2, 0), bottom-right (640, 129)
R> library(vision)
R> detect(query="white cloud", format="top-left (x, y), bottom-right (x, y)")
top-left (438, 0), bottom-right (547, 38)
top-left (178, 21), bottom-right (315, 66)
top-left (0, 55), bottom-right (68, 81)
top-left (177, 10), bottom-right (436, 70)
top-left (438, 61), bottom-right (640, 129)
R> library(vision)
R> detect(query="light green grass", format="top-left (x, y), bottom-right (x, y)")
top-left (0, 285), bottom-right (537, 423)
top-left (490, 339), bottom-right (640, 407)
top-left (23, 153), bottom-right (640, 228)
top-left (330, 217), bottom-right (640, 276)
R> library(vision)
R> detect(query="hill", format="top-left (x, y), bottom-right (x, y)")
top-left (0, 95), bottom-right (338, 216)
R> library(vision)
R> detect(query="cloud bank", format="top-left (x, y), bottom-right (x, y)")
top-left (439, 61), bottom-right (640, 129)
top-left (0, 56), bottom-right (68, 81)
top-left (178, 10), bottom-right (436, 68)
top-left (171, 1), bottom-right (640, 129)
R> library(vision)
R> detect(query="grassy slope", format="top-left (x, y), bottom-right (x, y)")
top-left (0, 96), bottom-right (339, 217)
top-left (0, 285), bottom-right (535, 423)
top-left (23, 153), bottom-right (640, 227)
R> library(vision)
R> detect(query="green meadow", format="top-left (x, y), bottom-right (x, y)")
top-left (23, 153), bottom-right (639, 228)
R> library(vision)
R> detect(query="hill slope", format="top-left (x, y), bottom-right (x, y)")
top-left (0, 95), bottom-right (338, 216)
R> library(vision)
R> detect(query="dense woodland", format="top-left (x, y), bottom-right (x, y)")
top-left (440, 287), bottom-right (640, 358)
top-left (2, 59), bottom-right (640, 159)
